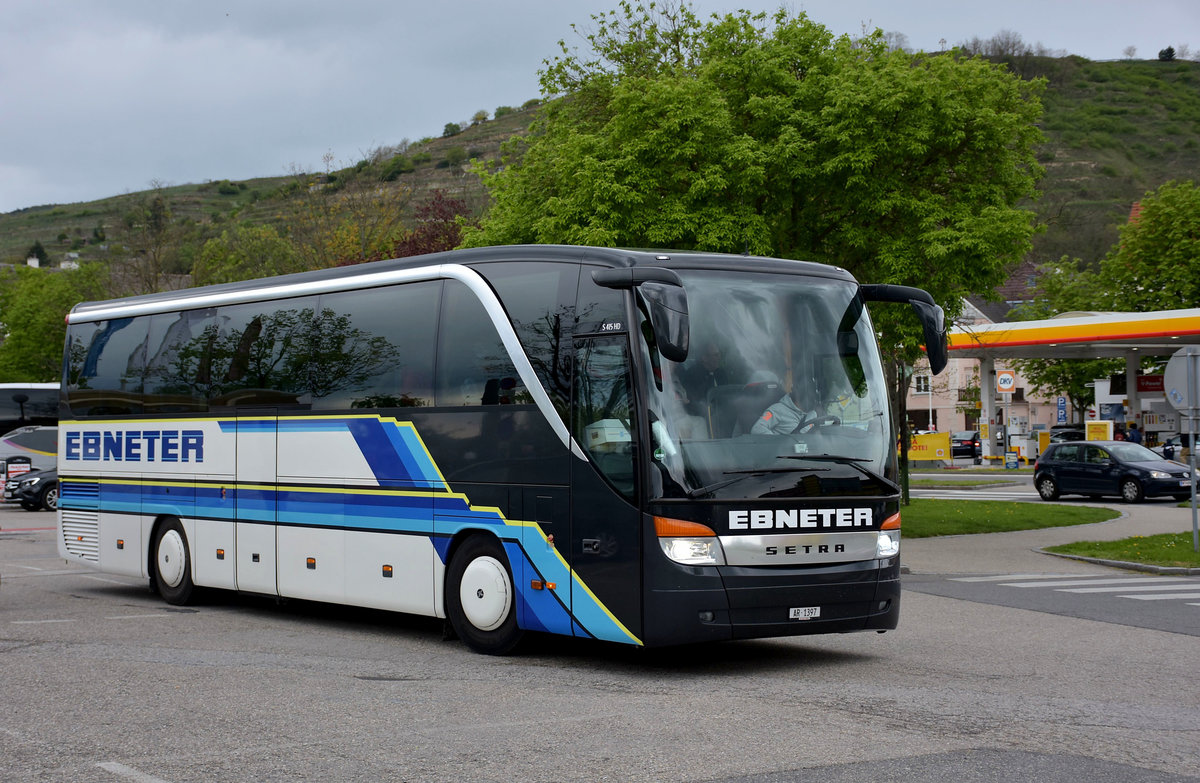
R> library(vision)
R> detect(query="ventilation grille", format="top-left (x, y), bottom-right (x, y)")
top-left (61, 480), bottom-right (100, 501)
top-left (61, 510), bottom-right (100, 562)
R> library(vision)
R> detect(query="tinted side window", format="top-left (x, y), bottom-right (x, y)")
top-left (436, 280), bottom-right (527, 406)
top-left (66, 317), bottom-right (149, 416)
top-left (8, 427), bottom-right (57, 453)
top-left (476, 262), bottom-right (579, 420)
top-left (1053, 444), bottom-right (1080, 462)
top-left (313, 282), bottom-right (438, 410)
top-left (208, 299), bottom-right (316, 409)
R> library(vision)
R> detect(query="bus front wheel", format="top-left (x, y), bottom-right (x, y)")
top-left (446, 535), bottom-right (523, 655)
top-left (153, 518), bottom-right (195, 605)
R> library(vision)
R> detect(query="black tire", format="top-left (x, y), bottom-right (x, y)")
top-left (1035, 475), bottom-right (1060, 501)
top-left (1120, 478), bottom-right (1144, 503)
top-left (445, 535), bottom-right (523, 655)
top-left (39, 483), bottom-right (58, 511)
top-left (152, 518), bottom-right (195, 605)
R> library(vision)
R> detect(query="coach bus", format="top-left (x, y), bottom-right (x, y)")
top-left (1, 382), bottom-right (58, 433)
top-left (57, 245), bottom-right (947, 654)
top-left (1, 382), bottom-right (59, 480)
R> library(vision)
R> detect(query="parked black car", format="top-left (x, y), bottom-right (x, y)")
top-left (1034, 441), bottom-right (1193, 503)
top-left (4, 467), bottom-right (58, 511)
top-left (1049, 428), bottom-right (1086, 443)
top-left (950, 430), bottom-right (981, 458)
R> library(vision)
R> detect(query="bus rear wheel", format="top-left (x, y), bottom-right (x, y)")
top-left (153, 518), bottom-right (195, 605)
top-left (446, 535), bottom-right (523, 655)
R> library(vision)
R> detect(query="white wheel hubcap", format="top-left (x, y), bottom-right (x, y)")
top-left (157, 530), bottom-right (186, 588)
top-left (459, 556), bottom-right (512, 631)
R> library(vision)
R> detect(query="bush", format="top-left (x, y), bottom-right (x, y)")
top-left (442, 122), bottom-right (461, 137)
top-left (380, 155), bottom-right (415, 181)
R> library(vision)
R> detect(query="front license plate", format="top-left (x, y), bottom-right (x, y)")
top-left (789, 606), bottom-right (820, 620)
top-left (1180, 480), bottom-right (1191, 487)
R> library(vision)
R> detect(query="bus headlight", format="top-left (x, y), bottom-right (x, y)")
top-left (654, 516), bottom-right (725, 566)
top-left (876, 530), bottom-right (900, 558)
top-left (876, 511), bottom-right (901, 558)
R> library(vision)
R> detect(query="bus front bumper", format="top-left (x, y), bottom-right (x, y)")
top-left (642, 557), bottom-right (900, 647)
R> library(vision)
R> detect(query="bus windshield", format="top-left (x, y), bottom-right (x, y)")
top-left (642, 270), bottom-right (895, 500)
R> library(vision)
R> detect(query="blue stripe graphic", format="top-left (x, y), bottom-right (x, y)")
top-left (61, 414), bottom-right (640, 646)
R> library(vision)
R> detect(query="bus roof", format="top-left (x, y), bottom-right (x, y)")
top-left (67, 245), bottom-right (857, 323)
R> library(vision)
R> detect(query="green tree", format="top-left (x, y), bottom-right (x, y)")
top-left (284, 153), bottom-right (412, 268)
top-left (1093, 180), bottom-right (1200, 310)
top-left (115, 184), bottom-right (183, 294)
top-left (1015, 179), bottom-right (1200, 411)
top-left (463, 2), bottom-right (1044, 357)
top-left (0, 264), bottom-right (110, 381)
top-left (25, 240), bottom-right (49, 265)
top-left (192, 224), bottom-right (305, 285)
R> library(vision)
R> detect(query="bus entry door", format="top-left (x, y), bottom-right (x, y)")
top-left (234, 413), bottom-right (278, 595)
top-left (569, 337), bottom-right (643, 644)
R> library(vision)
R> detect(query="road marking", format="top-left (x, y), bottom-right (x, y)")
top-left (10, 619), bottom-right (72, 624)
top-left (1123, 593), bottom-right (1200, 601)
top-left (106, 614), bottom-right (171, 620)
top-left (1059, 584), bottom-right (1200, 593)
top-left (97, 761), bottom-right (173, 783)
top-left (951, 574), bottom-right (1084, 582)
top-left (1000, 577), bottom-right (1183, 588)
top-left (13, 564), bottom-right (45, 571)
top-left (82, 575), bottom-right (140, 585)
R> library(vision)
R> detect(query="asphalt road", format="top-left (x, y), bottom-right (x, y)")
top-left (2, 502), bottom-right (1198, 783)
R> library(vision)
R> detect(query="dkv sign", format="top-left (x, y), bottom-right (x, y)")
top-left (996, 370), bottom-right (1017, 394)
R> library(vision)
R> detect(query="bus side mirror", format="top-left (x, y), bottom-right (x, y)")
top-left (909, 299), bottom-right (948, 375)
top-left (593, 267), bottom-right (690, 362)
top-left (638, 282), bottom-right (689, 363)
top-left (859, 284), bottom-right (949, 375)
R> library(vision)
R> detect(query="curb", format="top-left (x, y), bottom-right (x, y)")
top-left (1036, 547), bottom-right (1200, 576)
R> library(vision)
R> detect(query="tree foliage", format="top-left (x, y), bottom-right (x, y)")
top-left (284, 154), bottom-right (412, 268)
top-left (0, 264), bottom-right (110, 382)
top-left (1014, 179), bottom-right (1200, 408)
top-left (1096, 180), bottom-right (1200, 310)
top-left (192, 224), bottom-right (306, 285)
top-left (463, 2), bottom-right (1045, 361)
top-left (392, 190), bottom-right (473, 258)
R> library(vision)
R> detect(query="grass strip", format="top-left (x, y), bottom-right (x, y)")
top-left (1045, 533), bottom-right (1200, 568)
top-left (901, 498), bottom-right (1119, 538)
top-left (909, 479), bottom-right (1016, 488)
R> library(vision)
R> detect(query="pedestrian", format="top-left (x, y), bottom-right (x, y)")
top-left (1126, 422), bottom-right (1143, 444)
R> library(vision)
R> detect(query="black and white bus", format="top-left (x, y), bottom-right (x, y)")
top-left (57, 245), bottom-right (947, 654)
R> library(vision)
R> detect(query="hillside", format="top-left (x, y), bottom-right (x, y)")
top-left (2, 57), bottom-right (1198, 290)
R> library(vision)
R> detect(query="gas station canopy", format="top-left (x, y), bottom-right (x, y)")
top-left (948, 308), bottom-right (1200, 360)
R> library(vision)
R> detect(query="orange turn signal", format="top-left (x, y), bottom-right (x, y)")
top-left (880, 512), bottom-right (901, 530)
top-left (654, 516), bottom-right (717, 538)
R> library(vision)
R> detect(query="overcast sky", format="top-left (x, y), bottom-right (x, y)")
top-left (2, 0), bottom-right (1195, 214)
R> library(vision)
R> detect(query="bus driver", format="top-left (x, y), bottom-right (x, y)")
top-left (751, 382), bottom-right (821, 435)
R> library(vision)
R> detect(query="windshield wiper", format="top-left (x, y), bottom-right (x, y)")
top-left (686, 466), bottom-right (829, 499)
top-left (781, 453), bottom-right (900, 492)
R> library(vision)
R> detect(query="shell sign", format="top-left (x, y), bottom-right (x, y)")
top-left (907, 432), bottom-right (951, 460)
